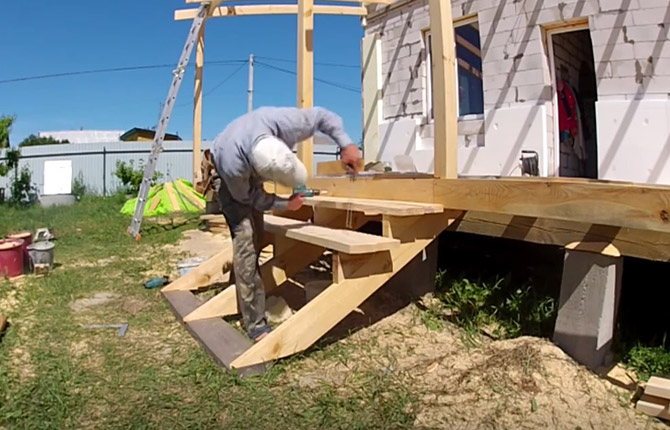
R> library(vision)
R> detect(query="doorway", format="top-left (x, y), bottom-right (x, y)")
top-left (548, 28), bottom-right (598, 179)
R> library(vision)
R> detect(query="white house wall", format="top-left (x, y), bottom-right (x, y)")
top-left (363, 0), bottom-right (670, 184)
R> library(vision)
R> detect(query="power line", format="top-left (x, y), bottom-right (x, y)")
top-left (175, 61), bottom-right (248, 108)
top-left (0, 60), bottom-right (248, 85)
top-left (255, 55), bottom-right (359, 69)
top-left (255, 61), bottom-right (359, 93)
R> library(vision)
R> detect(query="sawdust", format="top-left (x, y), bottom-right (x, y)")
top-left (9, 347), bottom-right (35, 382)
top-left (289, 305), bottom-right (664, 430)
top-left (121, 297), bottom-right (150, 316)
top-left (69, 292), bottom-right (119, 312)
top-left (166, 229), bottom-right (230, 260)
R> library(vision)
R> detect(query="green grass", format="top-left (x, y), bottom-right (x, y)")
top-left (0, 196), bottom-right (418, 429)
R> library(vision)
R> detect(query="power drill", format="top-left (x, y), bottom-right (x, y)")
top-left (293, 184), bottom-right (321, 197)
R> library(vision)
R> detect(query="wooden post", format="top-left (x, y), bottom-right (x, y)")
top-left (429, 0), bottom-right (458, 179)
top-left (193, 22), bottom-right (205, 185)
top-left (297, 0), bottom-right (314, 177)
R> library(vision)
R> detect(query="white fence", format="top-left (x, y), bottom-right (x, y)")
top-left (0, 140), bottom-right (339, 197)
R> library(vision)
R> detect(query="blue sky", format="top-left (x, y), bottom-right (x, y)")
top-left (0, 1), bottom-right (364, 146)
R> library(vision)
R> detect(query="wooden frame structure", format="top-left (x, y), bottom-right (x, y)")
top-left (163, 0), bottom-right (670, 375)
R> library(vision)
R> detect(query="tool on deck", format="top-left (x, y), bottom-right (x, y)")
top-left (127, 3), bottom-right (211, 240)
top-left (143, 276), bottom-right (170, 289)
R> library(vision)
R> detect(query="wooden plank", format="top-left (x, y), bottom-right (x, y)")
top-left (361, 33), bottom-right (382, 164)
top-left (230, 212), bottom-right (451, 368)
top-left (447, 211), bottom-right (670, 262)
top-left (175, 180), bottom-right (206, 210)
top-left (162, 291), bottom-right (264, 376)
top-left (193, 22), bottom-right (205, 185)
top-left (162, 243), bottom-right (233, 292)
top-left (429, 0), bottom-right (458, 179)
top-left (316, 159), bottom-right (364, 176)
top-left (164, 182), bottom-right (181, 211)
top-left (434, 178), bottom-right (670, 234)
top-left (297, 0), bottom-right (314, 177)
top-left (303, 196), bottom-right (444, 216)
top-left (264, 214), bottom-right (400, 254)
top-left (175, 4), bottom-right (366, 20)
top-left (647, 377), bottom-right (670, 400)
top-left (306, 177), bottom-right (436, 203)
top-left (636, 394), bottom-right (670, 420)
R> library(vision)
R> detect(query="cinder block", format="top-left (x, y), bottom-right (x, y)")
top-left (632, 7), bottom-right (670, 26)
top-left (591, 10), bottom-right (635, 30)
top-left (634, 41), bottom-right (670, 61)
top-left (624, 24), bottom-right (670, 43)
top-left (593, 42), bottom-right (636, 62)
top-left (589, 28), bottom-right (623, 47)
top-left (516, 83), bottom-right (553, 102)
top-left (598, 0), bottom-right (641, 13)
top-left (553, 248), bottom-right (623, 370)
top-left (608, 59), bottom-right (638, 78)
top-left (597, 76), bottom-right (644, 95)
top-left (479, 2), bottom-right (519, 24)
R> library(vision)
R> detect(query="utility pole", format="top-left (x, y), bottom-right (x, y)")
top-left (247, 54), bottom-right (254, 113)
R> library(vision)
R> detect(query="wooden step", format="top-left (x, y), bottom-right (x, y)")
top-left (162, 290), bottom-right (266, 376)
top-left (264, 214), bottom-right (400, 254)
top-left (303, 196), bottom-right (444, 216)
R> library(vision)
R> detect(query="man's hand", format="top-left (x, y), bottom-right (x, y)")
top-left (287, 193), bottom-right (305, 211)
top-left (340, 144), bottom-right (361, 174)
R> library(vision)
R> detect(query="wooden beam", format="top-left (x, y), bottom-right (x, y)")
top-left (429, 0), bottom-right (458, 179)
top-left (161, 245), bottom-right (233, 292)
top-left (316, 159), bottom-right (364, 176)
top-left (175, 4), bottom-right (366, 20)
top-left (297, 0), bottom-right (315, 177)
top-left (193, 21), bottom-right (205, 185)
top-left (434, 178), bottom-right (670, 234)
top-left (306, 176), bottom-right (437, 203)
top-left (447, 211), bottom-right (670, 262)
top-left (230, 212), bottom-right (451, 368)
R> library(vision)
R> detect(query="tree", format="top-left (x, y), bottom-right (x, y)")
top-left (18, 134), bottom-right (69, 147)
top-left (0, 115), bottom-right (16, 149)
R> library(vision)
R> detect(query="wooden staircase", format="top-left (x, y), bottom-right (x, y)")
top-left (161, 196), bottom-right (452, 376)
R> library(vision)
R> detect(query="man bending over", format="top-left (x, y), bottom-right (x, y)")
top-left (211, 106), bottom-right (361, 341)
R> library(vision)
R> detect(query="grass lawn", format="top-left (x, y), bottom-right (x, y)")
top-left (0, 196), bottom-right (416, 430)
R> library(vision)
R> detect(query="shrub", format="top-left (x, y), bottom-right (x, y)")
top-left (113, 160), bottom-right (163, 194)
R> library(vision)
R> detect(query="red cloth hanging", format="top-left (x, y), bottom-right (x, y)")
top-left (557, 80), bottom-right (578, 138)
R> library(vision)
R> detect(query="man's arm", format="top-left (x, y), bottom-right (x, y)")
top-left (309, 106), bottom-right (353, 149)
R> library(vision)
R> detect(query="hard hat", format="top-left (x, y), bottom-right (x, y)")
top-left (250, 135), bottom-right (307, 188)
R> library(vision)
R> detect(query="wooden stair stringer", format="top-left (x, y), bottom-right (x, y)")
top-left (229, 212), bottom-right (452, 369)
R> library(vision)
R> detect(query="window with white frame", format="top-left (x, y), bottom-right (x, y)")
top-left (424, 18), bottom-right (484, 120)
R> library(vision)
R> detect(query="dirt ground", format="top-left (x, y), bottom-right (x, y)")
top-left (173, 228), bottom-right (666, 430)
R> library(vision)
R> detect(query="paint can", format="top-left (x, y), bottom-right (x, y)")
top-left (27, 241), bottom-right (55, 271)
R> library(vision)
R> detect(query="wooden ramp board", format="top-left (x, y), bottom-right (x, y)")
top-left (264, 214), bottom-right (400, 254)
top-left (303, 196), bottom-right (444, 216)
top-left (162, 291), bottom-right (266, 376)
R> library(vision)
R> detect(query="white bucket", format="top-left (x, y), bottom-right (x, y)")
top-left (177, 257), bottom-right (205, 276)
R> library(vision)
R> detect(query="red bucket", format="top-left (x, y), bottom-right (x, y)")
top-left (0, 239), bottom-right (24, 278)
top-left (8, 231), bottom-right (31, 273)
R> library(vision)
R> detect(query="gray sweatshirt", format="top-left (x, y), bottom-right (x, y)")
top-left (211, 106), bottom-right (353, 212)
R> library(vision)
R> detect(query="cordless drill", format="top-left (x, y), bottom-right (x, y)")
top-left (293, 184), bottom-right (322, 197)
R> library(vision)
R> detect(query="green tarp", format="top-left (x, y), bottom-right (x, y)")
top-left (121, 178), bottom-right (206, 217)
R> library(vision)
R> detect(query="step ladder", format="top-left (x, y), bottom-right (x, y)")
top-left (161, 198), bottom-right (452, 376)
top-left (127, 3), bottom-right (211, 239)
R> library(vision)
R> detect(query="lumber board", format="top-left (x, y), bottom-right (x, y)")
top-left (230, 212), bottom-right (451, 368)
top-left (192, 22), bottom-right (205, 185)
top-left (646, 377), bottom-right (670, 400)
top-left (264, 214), bottom-right (400, 254)
top-left (162, 243), bottom-right (233, 292)
top-left (429, 0), bottom-right (458, 179)
top-left (433, 178), bottom-right (670, 234)
top-left (636, 394), bottom-right (670, 420)
top-left (303, 195), bottom-right (444, 216)
top-left (297, 0), bottom-right (314, 177)
top-left (447, 211), bottom-right (670, 262)
top-left (175, 4), bottom-right (366, 20)
top-left (163, 291), bottom-right (264, 376)
top-left (306, 177), bottom-right (436, 203)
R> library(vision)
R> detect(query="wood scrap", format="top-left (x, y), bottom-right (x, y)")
top-left (636, 376), bottom-right (670, 420)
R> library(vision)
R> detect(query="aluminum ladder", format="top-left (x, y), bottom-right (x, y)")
top-left (127, 3), bottom-right (209, 239)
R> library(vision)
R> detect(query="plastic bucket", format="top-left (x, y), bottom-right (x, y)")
top-left (8, 231), bottom-right (31, 273)
top-left (27, 241), bottom-right (55, 269)
top-left (0, 239), bottom-right (25, 278)
top-left (177, 257), bottom-right (205, 276)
